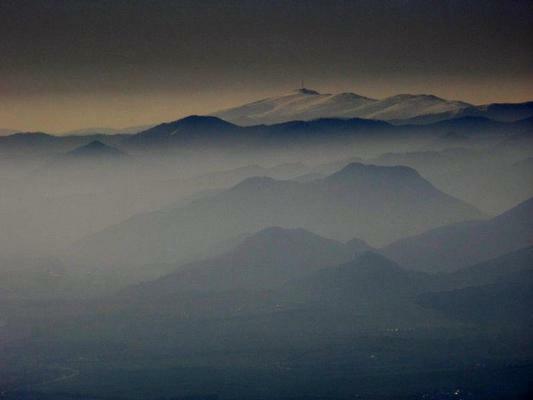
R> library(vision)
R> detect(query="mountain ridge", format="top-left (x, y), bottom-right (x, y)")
top-left (383, 197), bottom-right (533, 272)
top-left (69, 162), bottom-right (482, 267)
top-left (213, 89), bottom-right (533, 126)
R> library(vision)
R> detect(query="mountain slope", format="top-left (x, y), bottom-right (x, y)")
top-left (418, 277), bottom-right (533, 327)
top-left (69, 162), bottom-right (481, 267)
top-left (127, 115), bottom-right (241, 147)
top-left (213, 88), bottom-right (532, 125)
top-left (213, 88), bottom-right (376, 126)
top-left (213, 89), bottom-right (473, 125)
top-left (446, 246), bottom-right (533, 289)
top-left (397, 101), bottom-right (533, 125)
top-left (65, 140), bottom-right (125, 158)
top-left (352, 94), bottom-right (471, 121)
top-left (123, 227), bottom-right (364, 298)
top-left (383, 197), bottom-right (533, 272)
top-left (277, 252), bottom-right (441, 326)
top-left (41, 140), bottom-right (131, 173)
top-left (287, 252), bottom-right (430, 302)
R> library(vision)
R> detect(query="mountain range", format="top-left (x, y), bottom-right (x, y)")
top-left (213, 88), bottom-right (533, 126)
top-left (124, 227), bottom-right (372, 299)
top-left (2, 113), bottom-right (532, 156)
top-left (116, 226), bottom-right (533, 329)
top-left (116, 227), bottom-right (532, 332)
top-left (69, 162), bottom-right (481, 268)
top-left (383, 197), bottom-right (533, 272)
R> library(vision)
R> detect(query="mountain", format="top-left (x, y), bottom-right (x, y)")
top-left (383, 197), bottom-right (533, 273)
top-left (127, 115), bottom-right (241, 147)
top-left (418, 275), bottom-right (533, 327)
top-left (474, 101), bottom-right (533, 122)
top-left (352, 94), bottom-right (471, 122)
top-left (123, 227), bottom-right (365, 299)
top-left (70, 162), bottom-right (481, 267)
top-left (213, 89), bottom-right (473, 125)
top-left (126, 114), bottom-right (396, 150)
top-left (415, 248), bottom-right (533, 327)
top-left (369, 146), bottom-right (533, 214)
top-left (3, 114), bottom-right (527, 156)
top-left (42, 141), bottom-right (129, 171)
top-left (287, 252), bottom-right (430, 303)
top-left (277, 252), bottom-right (441, 327)
top-left (213, 88), bottom-right (533, 125)
top-left (446, 246), bottom-right (533, 290)
top-left (213, 88), bottom-right (376, 125)
top-left (397, 101), bottom-right (533, 125)
top-left (64, 140), bottom-right (126, 159)
top-left (121, 249), bottom-right (435, 332)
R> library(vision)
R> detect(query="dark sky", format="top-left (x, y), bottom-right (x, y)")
top-left (1, 0), bottom-right (532, 132)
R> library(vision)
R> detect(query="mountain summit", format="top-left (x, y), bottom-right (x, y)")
top-left (213, 89), bottom-right (533, 125)
top-left (128, 115), bottom-right (239, 146)
top-left (213, 88), bottom-right (376, 125)
top-left (67, 140), bottom-right (124, 158)
top-left (212, 89), bottom-right (473, 125)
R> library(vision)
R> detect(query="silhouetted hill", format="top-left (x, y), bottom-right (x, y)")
top-left (1, 114), bottom-right (528, 156)
top-left (418, 277), bottom-right (533, 327)
top-left (447, 246), bottom-right (533, 289)
top-left (398, 101), bottom-right (533, 125)
top-left (265, 117), bottom-right (391, 135)
top-left (287, 252), bottom-right (430, 302)
top-left (66, 140), bottom-right (125, 158)
top-left (128, 115), bottom-right (241, 146)
top-left (122, 113), bottom-right (531, 152)
top-left (123, 227), bottom-right (363, 298)
top-left (42, 140), bottom-right (130, 172)
top-left (410, 247), bottom-right (533, 317)
top-left (383, 197), bottom-right (533, 272)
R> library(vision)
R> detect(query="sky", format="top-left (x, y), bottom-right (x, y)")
top-left (1, 0), bottom-right (532, 132)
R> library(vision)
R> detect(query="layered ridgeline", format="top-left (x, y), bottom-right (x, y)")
top-left (124, 113), bottom-right (530, 151)
top-left (213, 88), bottom-right (533, 126)
top-left (45, 229), bottom-right (532, 376)
top-left (117, 228), bottom-right (532, 334)
top-left (123, 227), bottom-right (373, 299)
top-left (69, 162), bottom-right (481, 267)
top-left (383, 197), bottom-right (533, 272)
top-left (2, 115), bottom-right (531, 161)
top-left (118, 231), bottom-right (436, 328)
top-left (418, 246), bottom-right (533, 327)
